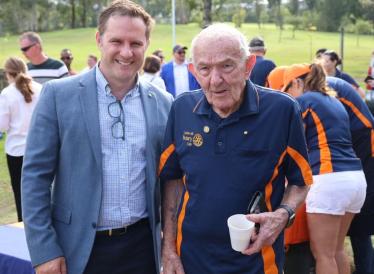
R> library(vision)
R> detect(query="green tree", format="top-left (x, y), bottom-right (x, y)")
top-left (317, 0), bottom-right (347, 31)
top-left (203, 0), bottom-right (212, 26)
top-left (287, 0), bottom-right (299, 16)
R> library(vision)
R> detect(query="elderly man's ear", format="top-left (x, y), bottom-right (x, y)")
top-left (246, 54), bottom-right (257, 77)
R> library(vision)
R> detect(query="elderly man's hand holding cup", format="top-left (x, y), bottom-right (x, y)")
top-left (227, 214), bottom-right (255, 252)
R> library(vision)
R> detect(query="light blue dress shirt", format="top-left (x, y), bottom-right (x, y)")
top-left (95, 67), bottom-right (147, 230)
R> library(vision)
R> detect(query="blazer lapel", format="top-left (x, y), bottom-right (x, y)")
top-left (78, 68), bottom-right (102, 167)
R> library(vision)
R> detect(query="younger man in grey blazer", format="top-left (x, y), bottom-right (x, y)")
top-left (21, 1), bottom-right (173, 273)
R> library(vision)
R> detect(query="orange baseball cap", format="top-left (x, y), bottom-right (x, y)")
top-left (282, 63), bottom-right (311, 92)
top-left (267, 66), bottom-right (288, 91)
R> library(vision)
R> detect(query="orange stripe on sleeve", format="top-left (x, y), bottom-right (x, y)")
top-left (261, 246), bottom-right (278, 274)
top-left (286, 146), bottom-right (313, 185)
top-left (339, 98), bottom-right (373, 128)
top-left (302, 108), bottom-right (310, 119)
top-left (158, 144), bottom-right (176, 176)
top-left (176, 176), bottom-right (188, 256)
top-left (309, 109), bottom-right (333, 174)
top-left (372, 129), bottom-right (374, 157)
top-left (264, 150), bottom-right (287, 211)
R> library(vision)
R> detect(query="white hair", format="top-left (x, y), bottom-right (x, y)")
top-left (190, 23), bottom-right (249, 64)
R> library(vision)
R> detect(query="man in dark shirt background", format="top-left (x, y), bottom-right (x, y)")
top-left (249, 36), bottom-right (276, 87)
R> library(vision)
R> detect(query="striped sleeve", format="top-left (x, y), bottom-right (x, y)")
top-left (283, 101), bottom-right (313, 186)
top-left (158, 103), bottom-right (183, 180)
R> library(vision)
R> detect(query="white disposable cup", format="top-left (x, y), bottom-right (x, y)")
top-left (227, 214), bottom-right (255, 252)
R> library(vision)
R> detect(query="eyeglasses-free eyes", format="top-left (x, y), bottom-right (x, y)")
top-left (108, 100), bottom-right (125, 140)
top-left (20, 44), bottom-right (36, 52)
top-left (61, 56), bottom-right (72, 61)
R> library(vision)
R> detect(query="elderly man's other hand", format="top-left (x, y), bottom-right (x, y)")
top-left (241, 210), bottom-right (288, 255)
top-left (162, 248), bottom-right (185, 274)
top-left (35, 257), bottom-right (67, 274)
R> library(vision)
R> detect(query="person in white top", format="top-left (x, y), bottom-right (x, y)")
top-left (141, 55), bottom-right (166, 90)
top-left (0, 57), bottom-right (41, 221)
top-left (80, 54), bottom-right (98, 74)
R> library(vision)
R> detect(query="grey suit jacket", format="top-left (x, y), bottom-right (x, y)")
top-left (21, 68), bottom-right (173, 274)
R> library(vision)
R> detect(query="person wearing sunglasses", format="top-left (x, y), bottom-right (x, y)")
top-left (160, 44), bottom-right (200, 97)
top-left (21, 1), bottom-right (173, 274)
top-left (60, 48), bottom-right (77, 76)
top-left (19, 31), bottom-right (68, 84)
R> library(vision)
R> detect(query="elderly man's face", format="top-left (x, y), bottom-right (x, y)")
top-left (190, 37), bottom-right (255, 118)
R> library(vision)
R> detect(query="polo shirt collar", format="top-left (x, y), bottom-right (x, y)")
top-left (194, 80), bottom-right (260, 118)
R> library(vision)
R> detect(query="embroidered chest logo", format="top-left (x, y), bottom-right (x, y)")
top-left (183, 131), bottom-right (204, 147)
top-left (192, 133), bottom-right (203, 147)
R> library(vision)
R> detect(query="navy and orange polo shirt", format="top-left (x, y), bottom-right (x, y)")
top-left (327, 76), bottom-right (374, 133)
top-left (159, 81), bottom-right (312, 274)
top-left (296, 91), bottom-right (362, 175)
top-left (334, 69), bottom-right (360, 89)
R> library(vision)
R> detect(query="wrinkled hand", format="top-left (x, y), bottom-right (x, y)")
top-left (35, 257), bottom-right (67, 274)
top-left (241, 211), bottom-right (288, 255)
top-left (162, 248), bottom-right (185, 274)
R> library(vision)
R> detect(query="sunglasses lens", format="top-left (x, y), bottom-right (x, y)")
top-left (21, 44), bottom-right (35, 52)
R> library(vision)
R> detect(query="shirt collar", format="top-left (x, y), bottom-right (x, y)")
top-left (95, 63), bottom-right (140, 97)
top-left (173, 60), bottom-right (188, 67)
top-left (335, 68), bottom-right (342, 78)
top-left (194, 80), bottom-right (260, 118)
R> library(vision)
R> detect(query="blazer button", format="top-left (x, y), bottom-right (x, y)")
top-left (92, 222), bottom-right (97, 229)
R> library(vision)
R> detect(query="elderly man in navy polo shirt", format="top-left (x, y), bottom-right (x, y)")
top-left (160, 24), bottom-right (312, 274)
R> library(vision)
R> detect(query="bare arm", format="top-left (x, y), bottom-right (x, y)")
top-left (162, 179), bottom-right (185, 274)
top-left (242, 184), bottom-right (309, 255)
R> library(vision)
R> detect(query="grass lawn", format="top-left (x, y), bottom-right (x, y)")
top-left (0, 23), bottom-right (373, 83)
top-left (0, 135), bottom-right (17, 224)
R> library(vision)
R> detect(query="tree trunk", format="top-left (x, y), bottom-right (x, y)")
top-left (203, 0), bottom-right (212, 27)
top-left (81, 0), bottom-right (87, 27)
top-left (70, 0), bottom-right (76, 29)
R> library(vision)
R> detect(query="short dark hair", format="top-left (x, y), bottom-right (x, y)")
top-left (143, 55), bottom-right (161, 73)
top-left (98, 0), bottom-right (154, 39)
top-left (249, 36), bottom-right (265, 52)
top-left (315, 48), bottom-right (327, 57)
top-left (323, 50), bottom-right (342, 66)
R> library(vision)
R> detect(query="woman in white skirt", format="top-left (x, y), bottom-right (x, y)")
top-left (282, 63), bottom-right (366, 274)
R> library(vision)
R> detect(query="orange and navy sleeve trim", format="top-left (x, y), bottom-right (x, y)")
top-left (372, 129), bottom-right (374, 157)
top-left (176, 176), bottom-right (188, 256)
top-left (264, 147), bottom-right (312, 212)
top-left (158, 144), bottom-right (176, 176)
top-left (286, 146), bottom-right (313, 185)
top-left (307, 108), bottom-right (333, 174)
top-left (339, 98), bottom-right (373, 129)
top-left (261, 245), bottom-right (278, 274)
top-left (264, 150), bottom-right (287, 211)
